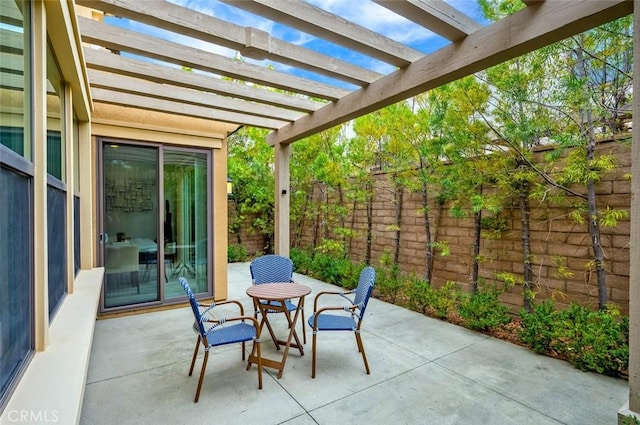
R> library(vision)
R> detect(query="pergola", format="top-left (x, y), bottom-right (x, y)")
top-left (76, 0), bottom-right (637, 420)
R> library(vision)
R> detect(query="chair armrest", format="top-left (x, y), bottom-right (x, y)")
top-left (310, 305), bottom-right (356, 329)
top-left (201, 315), bottom-right (261, 337)
top-left (199, 299), bottom-right (246, 316)
top-left (312, 289), bottom-right (355, 311)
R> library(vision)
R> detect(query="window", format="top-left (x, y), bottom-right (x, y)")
top-left (0, 0), bottom-right (34, 409)
top-left (46, 41), bottom-right (63, 181)
top-left (0, 1), bottom-right (31, 159)
top-left (46, 41), bottom-right (66, 318)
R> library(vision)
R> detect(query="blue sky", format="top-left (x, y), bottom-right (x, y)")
top-left (106, 0), bottom-right (491, 89)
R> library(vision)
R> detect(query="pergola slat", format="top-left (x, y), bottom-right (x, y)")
top-left (83, 47), bottom-right (324, 114)
top-left (222, 0), bottom-right (424, 66)
top-left (267, 0), bottom-right (633, 146)
top-left (78, 16), bottom-right (348, 101)
top-left (88, 69), bottom-right (305, 122)
top-left (91, 87), bottom-right (289, 129)
top-left (374, 0), bottom-right (481, 41)
top-left (75, 0), bottom-right (381, 87)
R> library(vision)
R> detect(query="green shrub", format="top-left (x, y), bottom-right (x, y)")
top-left (432, 281), bottom-right (464, 319)
top-left (405, 275), bottom-right (433, 314)
top-left (519, 298), bottom-right (559, 354)
top-left (563, 304), bottom-right (628, 375)
top-left (622, 415), bottom-right (640, 425)
top-left (458, 287), bottom-right (511, 331)
top-left (519, 300), bottom-right (629, 376)
top-left (290, 247), bottom-right (312, 274)
top-left (227, 244), bottom-right (247, 263)
top-left (310, 253), bottom-right (353, 287)
top-left (375, 265), bottom-right (404, 304)
top-left (406, 280), bottom-right (462, 319)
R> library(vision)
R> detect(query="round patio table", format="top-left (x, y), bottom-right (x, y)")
top-left (246, 283), bottom-right (311, 379)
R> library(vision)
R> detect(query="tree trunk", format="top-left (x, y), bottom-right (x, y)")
top-left (365, 181), bottom-right (373, 265)
top-left (576, 41), bottom-right (608, 309)
top-left (393, 182), bottom-right (403, 267)
top-left (472, 209), bottom-right (482, 293)
top-left (231, 200), bottom-right (242, 245)
top-left (421, 179), bottom-right (433, 283)
top-left (348, 197), bottom-right (357, 258)
top-left (519, 181), bottom-right (534, 313)
top-left (338, 184), bottom-right (348, 258)
top-left (311, 183), bottom-right (321, 254)
top-left (293, 186), bottom-right (311, 248)
top-left (587, 179), bottom-right (608, 309)
top-left (322, 185), bottom-right (329, 241)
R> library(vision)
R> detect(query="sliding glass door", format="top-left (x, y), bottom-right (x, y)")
top-left (163, 149), bottom-right (209, 298)
top-left (100, 140), bottom-right (210, 310)
top-left (102, 143), bottom-right (159, 308)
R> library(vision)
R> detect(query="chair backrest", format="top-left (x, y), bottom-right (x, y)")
top-left (179, 277), bottom-right (206, 337)
top-left (353, 266), bottom-right (376, 320)
top-left (250, 255), bottom-right (294, 285)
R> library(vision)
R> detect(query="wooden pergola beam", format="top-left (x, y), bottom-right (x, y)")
top-left (83, 47), bottom-right (324, 113)
top-left (78, 16), bottom-right (348, 101)
top-left (222, 0), bottom-right (424, 67)
top-left (75, 0), bottom-right (381, 87)
top-left (88, 69), bottom-right (305, 122)
top-left (91, 87), bottom-right (289, 129)
top-left (374, 0), bottom-right (482, 41)
top-left (267, 0), bottom-right (632, 146)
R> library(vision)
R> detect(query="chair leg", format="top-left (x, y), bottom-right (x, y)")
top-left (301, 310), bottom-right (306, 344)
top-left (189, 336), bottom-right (200, 376)
top-left (311, 331), bottom-right (317, 378)
top-left (263, 313), bottom-right (281, 350)
top-left (254, 301), bottom-right (281, 350)
top-left (194, 349), bottom-right (209, 403)
top-left (252, 339), bottom-right (263, 389)
top-left (355, 332), bottom-right (370, 375)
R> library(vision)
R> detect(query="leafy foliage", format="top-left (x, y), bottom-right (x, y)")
top-left (227, 244), bottom-right (247, 263)
top-left (309, 253), bottom-right (359, 289)
top-left (458, 287), bottom-right (511, 331)
top-left (519, 300), bottom-right (628, 376)
top-left (290, 247), bottom-right (312, 275)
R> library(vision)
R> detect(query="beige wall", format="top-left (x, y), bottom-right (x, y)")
top-left (91, 103), bottom-right (238, 301)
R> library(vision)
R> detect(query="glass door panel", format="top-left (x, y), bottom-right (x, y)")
top-left (103, 143), bottom-right (159, 308)
top-left (163, 149), bottom-right (209, 297)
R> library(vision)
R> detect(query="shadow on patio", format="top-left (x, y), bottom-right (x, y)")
top-left (80, 262), bottom-right (626, 425)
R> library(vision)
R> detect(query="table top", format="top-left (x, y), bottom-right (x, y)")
top-left (246, 283), bottom-right (311, 301)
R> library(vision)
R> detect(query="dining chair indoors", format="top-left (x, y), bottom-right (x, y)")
top-left (250, 254), bottom-right (306, 348)
top-left (307, 266), bottom-right (376, 378)
top-left (178, 277), bottom-right (262, 402)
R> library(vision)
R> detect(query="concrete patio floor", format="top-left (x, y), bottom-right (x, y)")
top-left (80, 262), bottom-right (628, 425)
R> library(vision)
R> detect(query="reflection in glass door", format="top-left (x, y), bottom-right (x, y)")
top-left (102, 144), bottom-right (159, 308)
top-left (163, 149), bottom-right (209, 298)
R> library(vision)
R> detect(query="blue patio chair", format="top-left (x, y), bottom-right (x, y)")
top-left (250, 254), bottom-right (306, 348)
top-left (307, 266), bottom-right (376, 378)
top-left (178, 277), bottom-right (262, 402)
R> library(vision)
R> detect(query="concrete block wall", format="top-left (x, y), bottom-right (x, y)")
top-left (227, 139), bottom-right (631, 314)
top-left (294, 139), bottom-right (632, 314)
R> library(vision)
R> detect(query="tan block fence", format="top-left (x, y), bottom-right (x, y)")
top-left (231, 138), bottom-right (632, 314)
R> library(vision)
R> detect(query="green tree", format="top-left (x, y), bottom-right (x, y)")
top-left (291, 125), bottom-right (352, 257)
top-left (476, 48), bottom-right (565, 312)
top-left (428, 77), bottom-right (502, 293)
top-left (227, 127), bottom-right (275, 253)
top-left (350, 114), bottom-right (384, 265)
top-left (550, 17), bottom-right (632, 309)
